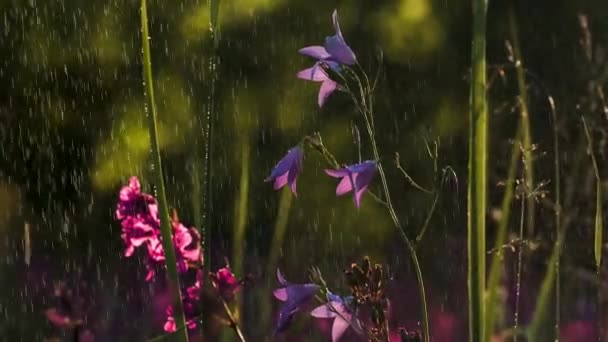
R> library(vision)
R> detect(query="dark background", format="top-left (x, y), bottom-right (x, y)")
top-left (0, 0), bottom-right (607, 340)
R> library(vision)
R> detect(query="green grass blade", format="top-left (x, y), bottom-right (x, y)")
top-left (140, 1), bottom-right (188, 340)
top-left (582, 117), bottom-right (603, 270)
top-left (468, 0), bottom-right (488, 341)
top-left (508, 8), bottom-right (536, 238)
top-left (484, 126), bottom-right (521, 341)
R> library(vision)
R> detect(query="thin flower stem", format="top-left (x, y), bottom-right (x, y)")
top-left (220, 297), bottom-right (246, 342)
top-left (140, 1), bottom-right (188, 341)
top-left (549, 96), bottom-right (561, 341)
top-left (361, 111), bottom-right (430, 342)
top-left (395, 158), bottom-right (433, 195)
top-left (414, 191), bottom-right (440, 246)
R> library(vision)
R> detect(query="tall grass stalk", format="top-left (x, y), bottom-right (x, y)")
top-left (582, 117), bottom-right (604, 341)
top-left (468, 0), bottom-right (488, 340)
top-left (508, 8), bottom-right (536, 238)
top-left (201, 0), bottom-right (221, 273)
top-left (140, 0), bottom-right (188, 340)
top-left (232, 140), bottom-right (251, 296)
top-left (484, 125), bottom-right (521, 340)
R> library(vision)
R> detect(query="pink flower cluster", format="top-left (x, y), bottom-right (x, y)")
top-left (115, 177), bottom-right (202, 281)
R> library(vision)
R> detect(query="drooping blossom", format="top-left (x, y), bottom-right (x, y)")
top-left (266, 146), bottom-right (303, 195)
top-left (311, 292), bottom-right (359, 342)
top-left (298, 9), bottom-right (356, 66)
top-left (297, 9), bottom-right (356, 107)
top-left (273, 269), bottom-right (320, 333)
top-left (325, 161), bottom-right (377, 208)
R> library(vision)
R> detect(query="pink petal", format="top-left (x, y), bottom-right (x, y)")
top-left (297, 66), bottom-right (328, 82)
top-left (318, 80), bottom-right (338, 107)
top-left (163, 318), bottom-right (177, 333)
top-left (325, 169), bottom-right (349, 178)
top-left (354, 185), bottom-right (368, 208)
top-left (310, 304), bottom-right (337, 318)
top-left (299, 46), bottom-right (331, 60)
top-left (273, 288), bottom-right (288, 301)
top-left (332, 316), bottom-right (350, 342)
top-left (273, 172), bottom-right (289, 190)
top-left (335, 176), bottom-right (353, 195)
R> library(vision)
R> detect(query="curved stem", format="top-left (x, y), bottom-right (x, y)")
top-left (220, 298), bottom-right (246, 342)
top-left (362, 114), bottom-right (430, 342)
top-left (140, 1), bottom-right (188, 341)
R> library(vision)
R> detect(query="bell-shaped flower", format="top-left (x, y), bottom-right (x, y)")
top-left (266, 146), bottom-right (303, 195)
top-left (298, 9), bottom-right (356, 66)
top-left (273, 269), bottom-right (320, 333)
top-left (325, 161), bottom-right (377, 208)
top-left (311, 293), bottom-right (359, 342)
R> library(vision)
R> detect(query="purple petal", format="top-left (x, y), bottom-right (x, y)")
top-left (324, 35), bottom-right (356, 66)
top-left (347, 160), bottom-right (376, 173)
top-left (325, 168), bottom-right (349, 178)
top-left (332, 9), bottom-right (342, 38)
top-left (332, 315), bottom-right (350, 342)
top-left (297, 65), bottom-right (328, 82)
top-left (318, 79), bottom-right (338, 107)
top-left (310, 303), bottom-right (337, 318)
top-left (299, 46), bottom-right (331, 60)
top-left (335, 176), bottom-right (353, 195)
top-left (267, 148), bottom-right (300, 181)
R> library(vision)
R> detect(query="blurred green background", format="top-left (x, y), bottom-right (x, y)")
top-left (0, 0), bottom-right (607, 340)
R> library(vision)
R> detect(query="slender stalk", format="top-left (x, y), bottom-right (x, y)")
top-left (202, 0), bottom-right (221, 275)
top-left (484, 125), bottom-right (521, 341)
top-left (509, 8), bottom-right (536, 238)
top-left (527, 224), bottom-right (566, 341)
top-left (582, 117), bottom-right (604, 341)
top-left (231, 140), bottom-right (250, 339)
top-left (513, 196), bottom-right (525, 342)
top-left (220, 297), bottom-right (246, 342)
top-left (362, 113), bottom-right (430, 342)
top-left (140, 1), bottom-right (188, 341)
top-left (549, 96), bottom-right (561, 341)
top-left (468, 0), bottom-right (488, 341)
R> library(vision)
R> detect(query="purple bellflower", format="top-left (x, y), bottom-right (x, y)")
top-left (273, 269), bottom-right (320, 333)
top-left (325, 160), bottom-right (377, 208)
top-left (299, 9), bottom-right (357, 66)
top-left (298, 9), bottom-right (356, 107)
top-left (266, 146), bottom-right (303, 195)
top-left (311, 293), bottom-right (360, 342)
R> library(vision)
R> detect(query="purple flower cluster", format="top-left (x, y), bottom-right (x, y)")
top-left (268, 10), bottom-right (379, 208)
top-left (115, 177), bottom-right (202, 280)
top-left (267, 146), bottom-right (377, 208)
